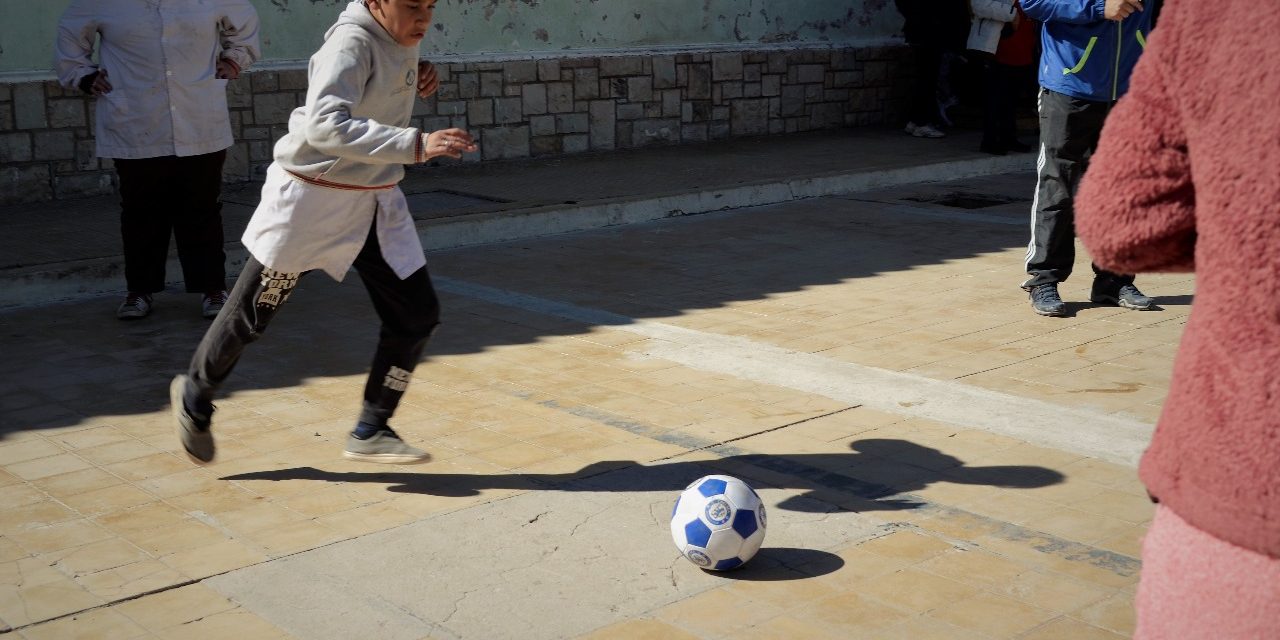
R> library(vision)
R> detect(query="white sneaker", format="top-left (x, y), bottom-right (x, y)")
top-left (201, 290), bottom-right (229, 319)
top-left (904, 121), bottom-right (921, 135)
top-left (910, 124), bottom-right (946, 138)
top-left (116, 293), bottom-right (153, 319)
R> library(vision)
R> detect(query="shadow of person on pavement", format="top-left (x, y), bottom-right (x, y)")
top-left (220, 438), bottom-right (1063, 514)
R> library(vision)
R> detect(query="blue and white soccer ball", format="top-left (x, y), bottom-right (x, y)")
top-left (670, 474), bottom-right (767, 571)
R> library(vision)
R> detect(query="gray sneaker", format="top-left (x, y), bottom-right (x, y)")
top-left (343, 428), bottom-right (431, 464)
top-left (1091, 282), bottom-right (1154, 310)
top-left (171, 375), bottom-right (215, 463)
top-left (1028, 283), bottom-right (1067, 317)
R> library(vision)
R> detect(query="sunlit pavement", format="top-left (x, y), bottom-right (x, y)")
top-left (0, 172), bottom-right (1186, 638)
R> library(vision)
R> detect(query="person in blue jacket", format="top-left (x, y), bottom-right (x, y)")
top-left (1019, 0), bottom-right (1157, 316)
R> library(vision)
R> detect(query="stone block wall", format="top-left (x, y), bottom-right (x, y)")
top-left (0, 45), bottom-right (910, 205)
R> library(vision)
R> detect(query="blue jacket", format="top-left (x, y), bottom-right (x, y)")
top-left (1022, 0), bottom-right (1153, 102)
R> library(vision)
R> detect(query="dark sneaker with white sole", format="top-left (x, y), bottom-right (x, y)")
top-left (343, 427), bottom-right (431, 464)
top-left (117, 292), bottom-right (153, 319)
top-left (1027, 283), bottom-right (1067, 317)
top-left (1091, 282), bottom-right (1154, 310)
top-left (171, 375), bottom-right (215, 463)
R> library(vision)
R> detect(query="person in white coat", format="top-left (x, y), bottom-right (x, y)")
top-left (55, 0), bottom-right (260, 320)
top-left (170, 0), bottom-right (477, 466)
top-left (967, 0), bottom-right (1036, 154)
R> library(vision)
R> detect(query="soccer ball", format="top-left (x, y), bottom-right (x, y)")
top-left (670, 474), bottom-right (767, 571)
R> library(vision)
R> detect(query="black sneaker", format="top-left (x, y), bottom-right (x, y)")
top-left (1091, 282), bottom-right (1154, 310)
top-left (170, 375), bottom-right (215, 463)
top-left (1027, 283), bottom-right (1067, 317)
top-left (343, 427), bottom-right (431, 464)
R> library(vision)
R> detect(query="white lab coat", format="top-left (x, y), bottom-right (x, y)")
top-left (241, 164), bottom-right (426, 282)
top-left (55, 0), bottom-right (260, 159)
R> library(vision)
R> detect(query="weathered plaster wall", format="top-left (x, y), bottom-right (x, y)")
top-left (0, 1), bottom-right (911, 204)
top-left (2, 0), bottom-right (899, 76)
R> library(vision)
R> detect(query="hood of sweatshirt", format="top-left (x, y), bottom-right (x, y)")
top-left (326, 1), bottom-right (401, 47)
top-left (271, 0), bottom-right (423, 188)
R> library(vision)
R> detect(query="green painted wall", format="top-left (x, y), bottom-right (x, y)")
top-left (2, 0), bottom-right (900, 76)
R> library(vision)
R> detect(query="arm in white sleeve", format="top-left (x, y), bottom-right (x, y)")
top-left (971, 0), bottom-right (1018, 22)
top-left (218, 0), bottom-right (261, 71)
top-left (54, 0), bottom-right (100, 91)
top-left (302, 50), bottom-right (420, 165)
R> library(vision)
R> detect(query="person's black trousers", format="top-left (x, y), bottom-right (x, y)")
top-left (186, 221), bottom-right (440, 428)
top-left (908, 43), bottom-right (943, 126)
top-left (113, 150), bottom-right (228, 294)
top-left (981, 60), bottom-right (1020, 149)
top-left (1023, 89), bottom-right (1134, 289)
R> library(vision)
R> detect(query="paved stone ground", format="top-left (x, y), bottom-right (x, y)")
top-left (0, 173), bottom-right (1189, 638)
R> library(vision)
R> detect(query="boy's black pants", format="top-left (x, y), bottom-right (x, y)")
top-left (114, 150), bottom-right (227, 294)
top-left (186, 222), bottom-right (440, 428)
top-left (1023, 89), bottom-right (1134, 289)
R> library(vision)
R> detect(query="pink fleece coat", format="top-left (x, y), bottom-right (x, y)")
top-left (1076, 0), bottom-right (1280, 558)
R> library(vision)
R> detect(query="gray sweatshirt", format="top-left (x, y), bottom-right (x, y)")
top-left (273, 1), bottom-right (421, 187)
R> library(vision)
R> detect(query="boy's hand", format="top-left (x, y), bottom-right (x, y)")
top-left (1104, 0), bottom-right (1143, 21)
top-left (417, 61), bottom-right (440, 99)
top-left (215, 58), bottom-right (241, 80)
top-left (424, 128), bottom-right (477, 160)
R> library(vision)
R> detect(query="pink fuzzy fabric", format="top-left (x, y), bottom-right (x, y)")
top-left (1076, 0), bottom-right (1280, 558)
top-left (1136, 507), bottom-right (1280, 639)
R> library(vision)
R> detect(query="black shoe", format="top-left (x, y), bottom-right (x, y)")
top-left (1028, 283), bottom-right (1066, 317)
top-left (1091, 282), bottom-right (1154, 310)
top-left (171, 375), bottom-right (215, 463)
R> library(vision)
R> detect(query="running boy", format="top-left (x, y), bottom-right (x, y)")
top-left (170, 0), bottom-right (477, 464)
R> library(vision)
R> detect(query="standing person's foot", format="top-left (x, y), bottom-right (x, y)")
top-left (905, 122), bottom-right (946, 138)
top-left (201, 290), bottom-right (229, 319)
top-left (1027, 283), bottom-right (1067, 317)
top-left (171, 375), bottom-right (215, 463)
top-left (344, 426), bottom-right (431, 464)
top-left (117, 293), bottom-right (153, 319)
top-left (1091, 282), bottom-right (1155, 310)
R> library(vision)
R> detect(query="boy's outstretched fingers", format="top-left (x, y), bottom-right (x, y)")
top-left (424, 128), bottom-right (478, 160)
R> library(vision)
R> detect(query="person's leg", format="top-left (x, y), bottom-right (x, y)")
top-left (996, 63), bottom-right (1023, 150)
top-left (1135, 506), bottom-right (1280, 639)
top-left (185, 258), bottom-right (304, 415)
top-left (175, 257), bottom-right (305, 462)
top-left (351, 226), bottom-right (440, 429)
top-left (171, 150), bottom-right (228, 296)
top-left (907, 44), bottom-right (943, 130)
top-left (345, 221), bottom-right (440, 464)
top-left (1023, 90), bottom-right (1109, 289)
top-left (114, 156), bottom-right (174, 308)
top-left (980, 56), bottom-right (1004, 153)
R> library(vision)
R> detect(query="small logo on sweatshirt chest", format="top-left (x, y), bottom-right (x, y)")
top-left (405, 69), bottom-right (415, 86)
